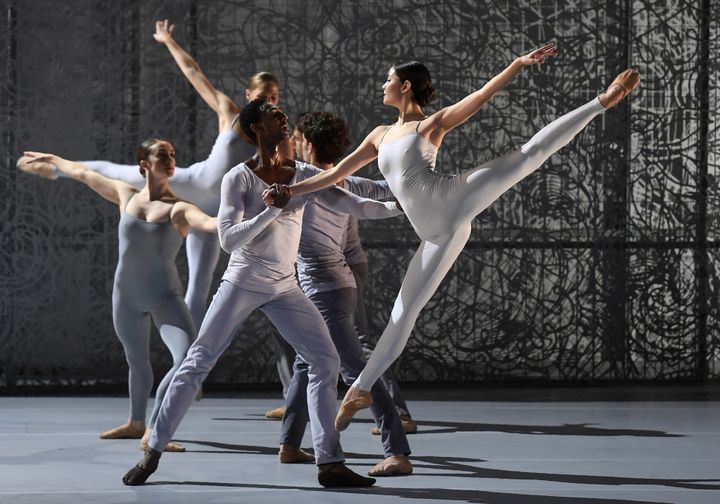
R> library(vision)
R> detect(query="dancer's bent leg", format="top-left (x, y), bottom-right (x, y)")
top-left (184, 231), bottom-right (221, 331)
top-left (454, 97), bottom-right (605, 224)
top-left (146, 296), bottom-right (194, 428)
top-left (354, 222), bottom-right (473, 391)
top-left (148, 281), bottom-right (262, 451)
top-left (261, 288), bottom-right (344, 465)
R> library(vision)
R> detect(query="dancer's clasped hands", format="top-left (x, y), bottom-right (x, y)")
top-left (263, 183), bottom-right (291, 208)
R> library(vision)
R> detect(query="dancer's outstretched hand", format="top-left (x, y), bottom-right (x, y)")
top-left (517, 43), bottom-right (558, 65)
top-left (17, 151), bottom-right (58, 180)
top-left (153, 19), bottom-right (175, 44)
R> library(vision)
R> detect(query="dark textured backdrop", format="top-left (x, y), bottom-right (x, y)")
top-left (1, 0), bottom-right (717, 389)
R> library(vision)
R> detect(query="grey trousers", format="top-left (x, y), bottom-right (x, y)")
top-left (280, 287), bottom-right (411, 457)
top-left (350, 262), bottom-right (411, 418)
top-left (149, 280), bottom-right (345, 465)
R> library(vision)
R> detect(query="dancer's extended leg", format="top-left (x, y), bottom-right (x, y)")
top-left (148, 281), bottom-right (259, 452)
top-left (353, 222), bottom-right (472, 391)
top-left (453, 97), bottom-right (605, 225)
top-left (139, 296), bottom-right (194, 452)
top-left (352, 262), bottom-right (413, 421)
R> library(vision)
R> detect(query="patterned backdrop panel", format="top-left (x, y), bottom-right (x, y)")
top-left (0, 0), bottom-right (715, 388)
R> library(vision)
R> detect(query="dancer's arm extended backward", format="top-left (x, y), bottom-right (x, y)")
top-left (288, 43), bottom-right (558, 197)
top-left (154, 19), bottom-right (240, 131)
top-left (316, 186), bottom-right (402, 220)
top-left (23, 151), bottom-right (134, 205)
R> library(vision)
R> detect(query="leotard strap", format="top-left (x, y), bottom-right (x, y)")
top-left (378, 125), bottom-right (393, 145)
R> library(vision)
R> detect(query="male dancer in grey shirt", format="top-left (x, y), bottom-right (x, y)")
top-left (123, 98), bottom-right (402, 488)
top-left (279, 112), bottom-right (412, 476)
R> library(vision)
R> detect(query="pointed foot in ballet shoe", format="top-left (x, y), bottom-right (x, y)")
top-left (600, 69), bottom-right (641, 109)
top-left (367, 455), bottom-right (413, 477)
top-left (16, 155), bottom-right (59, 180)
top-left (100, 422), bottom-right (145, 440)
top-left (318, 462), bottom-right (376, 487)
top-left (335, 388), bottom-right (373, 432)
top-left (265, 406), bottom-right (286, 419)
top-left (122, 448), bottom-right (161, 486)
top-left (401, 415), bottom-right (418, 434)
top-left (279, 445), bottom-right (315, 464)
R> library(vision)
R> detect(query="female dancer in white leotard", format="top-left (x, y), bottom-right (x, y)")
top-left (22, 139), bottom-right (217, 451)
top-left (278, 43), bottom-right (640, 429)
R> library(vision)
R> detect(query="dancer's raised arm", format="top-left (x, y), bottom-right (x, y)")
top-left (23, 152), bottom-right (134, 205)
top-left (427, 43), bottom-right (557, 135)
top-left (154, 19), bottom-right (240, 130)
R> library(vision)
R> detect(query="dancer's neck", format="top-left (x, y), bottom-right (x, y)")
top-left (144, 176), bottom-right (173, 201)
top-left (394, 102), bottom-right (425, 125)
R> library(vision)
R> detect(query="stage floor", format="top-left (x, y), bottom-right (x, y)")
top-left (1, 393), bottom-right (719, 504)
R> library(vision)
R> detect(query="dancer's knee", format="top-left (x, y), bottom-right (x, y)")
top-left (305, 347), bottom-right (340, 382)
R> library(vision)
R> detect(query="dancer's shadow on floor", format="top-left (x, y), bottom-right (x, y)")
top-left (217, 415), bottom-right (682, 438)
top-left (174, 439), bottom-right (720, 491)
top-left (146, 479), bottom-right (672, 504)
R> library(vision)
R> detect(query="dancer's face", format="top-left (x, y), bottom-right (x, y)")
top-left (246, 83), bottom-right (280, 105)
top-left (292, 128), bottom-right (305, 161)
top-left (143, 141), bottom-right (176, 178)
top-left (254, 105), bottom-right (289, 146)
top-left (382, 68), bottom-right (405, 106)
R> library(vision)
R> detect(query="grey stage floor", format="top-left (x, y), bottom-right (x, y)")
top-left (1, 393), bottom-right (719, 504)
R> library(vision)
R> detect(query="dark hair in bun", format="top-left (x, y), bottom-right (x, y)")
top-left (393, 61), bottom-right (435, 106)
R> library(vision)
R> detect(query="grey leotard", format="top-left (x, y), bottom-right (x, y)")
top-left (112, 196), bottom-right (195, 428)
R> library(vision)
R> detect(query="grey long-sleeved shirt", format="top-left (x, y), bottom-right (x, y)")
top-left (218, 162), bottom-right (401, 295)
top-left (298, 176), bottom-right (395, 295)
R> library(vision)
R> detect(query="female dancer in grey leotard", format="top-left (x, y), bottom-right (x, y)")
top-left (281, 44), bottom-right (640, 428)
top-left (22, 139), bottom-right (217, 451)
top-left (17, 19), bottom-right (283, 336)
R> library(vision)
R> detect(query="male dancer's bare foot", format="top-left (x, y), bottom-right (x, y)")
top-left (598, 69), bottom-right (641, 109)
top-left (99, 420), bottom-right (145, 439)
top-left (16, 155), bottom-right (58, 180)
top-left (122, 448), bottom-right (161, 486)
top-left (335, 386), bottom-right (373, 431)
top-left (139, 428), bottom-right (185, 452)
top-left (318, 462), bottom-right (376, 487)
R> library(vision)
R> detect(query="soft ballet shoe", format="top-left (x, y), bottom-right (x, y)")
top-left (601, 69), bottom-right (641, 108)
top-left (279, 445), bottom-right (315, 464)
top-left (100, 422), bottom-right (145, 440)
top-left (335, 387), bottom-right (372, 431)
top-left (367, 455), bottom-right (413, 477)
top-left (265, 406), bottom-right (286, 419)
